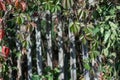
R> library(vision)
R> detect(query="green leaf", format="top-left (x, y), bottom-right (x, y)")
top-left (12, 67), bottom-right (17, 70)
top-left (70, 22), bottom-right (74, 32)
top-left (16, 52), bottom-right (22, 58)
top-left (62, 0), bottom-right (74, 9)
top-left (83, 37), bottom-right (86, 45)
top-left (32, 74), bottom-right (40, 80)
top-left (109, 21), bottom-right (117, 29)
top-left (48, 75), bottom-right (53, 80)
top-left (116, 6), bottom-right (120, 9)
top-left (79, 10), bottom-right (84, 19)
top-left (7, 5), bottom-right (12, 10)
top-left (16, 16), bottom-right (24, 25)
top-left (56, 5), bottom-right (61, 11)
top-left (103, 30), bottom-right (111, 44)
top-left (100, 27), bottom-right (104, 34)
top-left (92, 10), bottom-right (100, 19)
top-left (79, 35), bottom-right (84, 40)
top-left (105, 15), bottom-right (116, 21)
top-left (108, 59), bottom-right (114, 64)
top-left (93, 50), bottom-right (100, 58)
top-left (103, 48), bottom-right (108, 56)
top-left (93, 27), bottom-right (100, 35)
top-left (51, 7), bottom-right (55, 13)
top-left (84, 63), bottom-right (90, 70)
top-left (96, 5), bottom-right (102, 14)
top-left (69, 21), bottom-right (80, 34)
top-left (111, 34), bottom-right (115, 40)
top-left (22, 40), bottom-right (27, 48)
top-left (109, 7), bottom-right (116, 15)
top-left (44, 66), bottom-right (51, 72)
top-left (54, 67), bottom-right (60, 73)
top-left (26, 14), bottom-right (31, 21)
top-left (109, 52), bottom-right (116, 58)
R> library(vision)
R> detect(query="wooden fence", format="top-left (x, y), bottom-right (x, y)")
top-left (0, 11), bottom-right (100, 80)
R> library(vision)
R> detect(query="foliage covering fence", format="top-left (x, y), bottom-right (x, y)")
top-left (0, 0), bottom-right (120, 80)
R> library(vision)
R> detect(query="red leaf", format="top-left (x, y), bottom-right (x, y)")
top-left (0, 2), bottom-right (6, 11)
top-left (15, 0), bottom-right (19, 9)
top-left (20, 1), bottom-right (27, 11)
top-left (0, 18), bottom-right (2, 23)
top-left (2, 46), bottom-right (10, 58)
top-left (6, 0), bottom-right (12, 4)
top-left (33, 12), bottom-right (38, 17)
top-left (0, 29), bottom-right (5, 41)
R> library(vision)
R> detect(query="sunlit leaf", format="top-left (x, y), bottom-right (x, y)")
top-left (116, 6), bottom-right (120, 9)
top-left (100, 27), bottom-right (104, 34)
top-left (32, 74), bottom-right (40, 80)
top-left (16, 16), bottom-right (24, 25)
top-left (109, 52), bottom-right (116, 58)
top-left (103, 30), bottom-right (111, 44)
top-left (103, 48), bottom-right (108, 56)
top-left (84, 62), bottom-right (90, 70)
top-left (62, 0), bottom-right (74, 9)
top-left (16, 52), bottom-right (21, 58)
top-left (70, 21), bottom-right (80, 35)
top-left (109, 21), bottom-right (117, 29)
top-left (109, 7), bottom-right (116, 15)
top-left (54, 67), bottom-right (60, 73)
